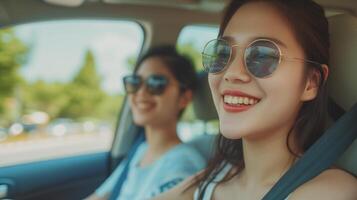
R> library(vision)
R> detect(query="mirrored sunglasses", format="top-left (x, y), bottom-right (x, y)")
top-left (202, 38), bottom-right (322, 78)
top-left (123, 74), bottom-right (169, 95)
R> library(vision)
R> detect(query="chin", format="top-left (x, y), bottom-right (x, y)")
top-left (220, 126), bottom-right (244, 140)
top-left (219, 121), bottom-right (257, 140)
top-left (132, 116), bottom-right (150, 126)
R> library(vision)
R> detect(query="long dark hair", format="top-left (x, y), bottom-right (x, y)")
top-left (189, 0), bottom-right (330, 198)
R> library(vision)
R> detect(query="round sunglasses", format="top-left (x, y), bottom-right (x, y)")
top-left (202, 38), bottom-right (323, 78)
top-left (123, 74), bottom-right (169, 95)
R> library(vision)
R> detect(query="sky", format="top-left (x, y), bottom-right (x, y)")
top-left (14, 20), bottom-right (218, 95)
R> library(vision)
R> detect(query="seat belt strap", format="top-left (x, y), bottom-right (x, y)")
top-left (109, 130), bottom-right (145, 200)
top-left (262, 103), bottom-right (357, 200)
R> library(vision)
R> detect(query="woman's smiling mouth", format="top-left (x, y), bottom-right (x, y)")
top-left (222, 90), bottom-right (261, 112)
top-left (135, 101), bottom-right (156, 111)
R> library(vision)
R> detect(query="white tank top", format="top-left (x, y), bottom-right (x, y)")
top-left (193, 163), bottom-right (291, 200)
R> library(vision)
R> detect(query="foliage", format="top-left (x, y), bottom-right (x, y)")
top-left (0, 28), bottom-right (28, 119)
top-left (20, 50), bottom-right (123, 122)
top-left (126, 55), bottom-right (137, 71)
top-left (21, 80), bottom-right (69, 119)
top-left (55, 50), bottom-right (105, 119)
top-left (177, 42), bottom-right (203, 71)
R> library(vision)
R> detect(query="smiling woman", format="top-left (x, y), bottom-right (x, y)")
top-left (86, 45), bottom-right (207, 200)
top-left (153, 0), bottom-right (357, 200)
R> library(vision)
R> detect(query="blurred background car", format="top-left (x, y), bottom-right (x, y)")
top-left (0, 127), bottom-right (8, 141)
top-left (47, 118), bottom-right (79, 137)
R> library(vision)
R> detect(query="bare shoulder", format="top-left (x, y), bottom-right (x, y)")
top-left (289, 168), bottom-right (357, 200)
top-left (152, 175), bottom-right (198, 200)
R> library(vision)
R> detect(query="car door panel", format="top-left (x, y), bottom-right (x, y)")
top-left (0, 152), bottom-right (109, 200)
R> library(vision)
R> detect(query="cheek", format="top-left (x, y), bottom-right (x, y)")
top-left (260, 66), bottom-right (307, 121)
top-left (158, 90), bottom-right (180, 115)
top-left (266, 65), bottom-right (306, 102)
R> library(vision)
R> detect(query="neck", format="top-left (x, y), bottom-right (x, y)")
top-left (141, 122), bottom-right (181, 166)
top-left (240, 126), bottom-right (297, 188)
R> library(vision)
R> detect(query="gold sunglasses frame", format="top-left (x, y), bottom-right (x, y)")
top-left (202, 38), bottom-right (323, 78)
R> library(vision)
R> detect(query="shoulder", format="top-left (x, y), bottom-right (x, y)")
top-left (289, 168), bottom-right (357, 200)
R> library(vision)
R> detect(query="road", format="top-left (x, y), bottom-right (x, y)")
top-left (0, 133), bottom-right (113, 167)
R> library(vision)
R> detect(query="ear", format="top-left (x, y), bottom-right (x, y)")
top-left (178, 90), bottom-right (193, 109)
top-left (301, 64), bottom-right (329, 101)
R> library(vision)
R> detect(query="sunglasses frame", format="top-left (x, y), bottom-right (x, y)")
top-left (123, 74), bottom-right (169, 95)
top-left (202, 38), bottom-right (323, 78)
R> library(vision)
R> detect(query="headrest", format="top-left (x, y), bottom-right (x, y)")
top-left (192, 71), bottom-right (218, 121)
top-left (328, 14), bottom-right (357, 176)
top-left (328, 14), bottom-right (357, 110)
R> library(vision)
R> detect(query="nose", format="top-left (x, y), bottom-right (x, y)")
top-left (135, 83), bottom-right (151, 97)
top-left (223, 49), bottom-right (252, 83)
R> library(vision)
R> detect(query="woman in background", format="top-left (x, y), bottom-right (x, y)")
top-left (87, 45), bottom-right (206, 200)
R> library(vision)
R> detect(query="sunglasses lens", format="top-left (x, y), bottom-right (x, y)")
top-left (202, 39), bottom-right (231, 73)
top-left (245, 40), bottom-right (280, 78)
top-left (123, 75), bottom-right (141, 93)
top-left (146, 75), bottom-right (168, 95)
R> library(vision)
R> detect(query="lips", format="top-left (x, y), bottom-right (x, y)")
top-left (222, 90), bottom-right (261, 113)
top-left (134, 101), bottom-right (155, 111)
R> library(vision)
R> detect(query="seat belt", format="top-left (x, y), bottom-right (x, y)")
top-left (109, 130), bottom-right (145, 200)
top-left (262, 102), bottom-right (357, 200)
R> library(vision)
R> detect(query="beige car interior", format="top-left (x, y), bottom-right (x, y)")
top-left (0, 0), bottom-right (355, 176)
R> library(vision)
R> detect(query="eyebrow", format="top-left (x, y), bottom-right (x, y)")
top-left (220, 35), bottom-right (287, 48)
top-left (252, 36), bottom-right (287, 48)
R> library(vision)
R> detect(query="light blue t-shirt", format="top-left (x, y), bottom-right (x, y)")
top-left (95, 142), bottom-right (207, 200)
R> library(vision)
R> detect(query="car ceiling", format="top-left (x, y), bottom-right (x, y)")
top-left (0, 0), bottom-right (356, 26)
top-left (104, 0), bottom-right (357, 14)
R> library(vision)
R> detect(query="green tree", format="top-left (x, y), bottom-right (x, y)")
top-left (21, 81), bottom-right (68, 119)
top-left (59, 50), bottom-right (105, 119)
top-left (125, 55), bottom-right (137, 71)
top-left (95, 94), bottom-right (124, 123)
top-left (72, 50), bottom-right (102, 89)
top-left (0, 28), bottom-right (28, 124)
top-left (177, 43), bottom-right (203, 122)
top-left (177, 43), bottom-right (202, 71)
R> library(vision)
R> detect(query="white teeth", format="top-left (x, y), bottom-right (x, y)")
top-left (223, 95), bottom-right (259, 106)
top-left (136, 102), bottom-right (153, 110)
top-left (243, 97), bottom-right (249, 105)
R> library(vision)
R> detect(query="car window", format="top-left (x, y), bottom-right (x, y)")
top-left (0, 20), bottom-right (144, 167)
top-left (177, 25), bottom-right (219, 71)
top-left (176, 25), bottom-right (219, 142)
